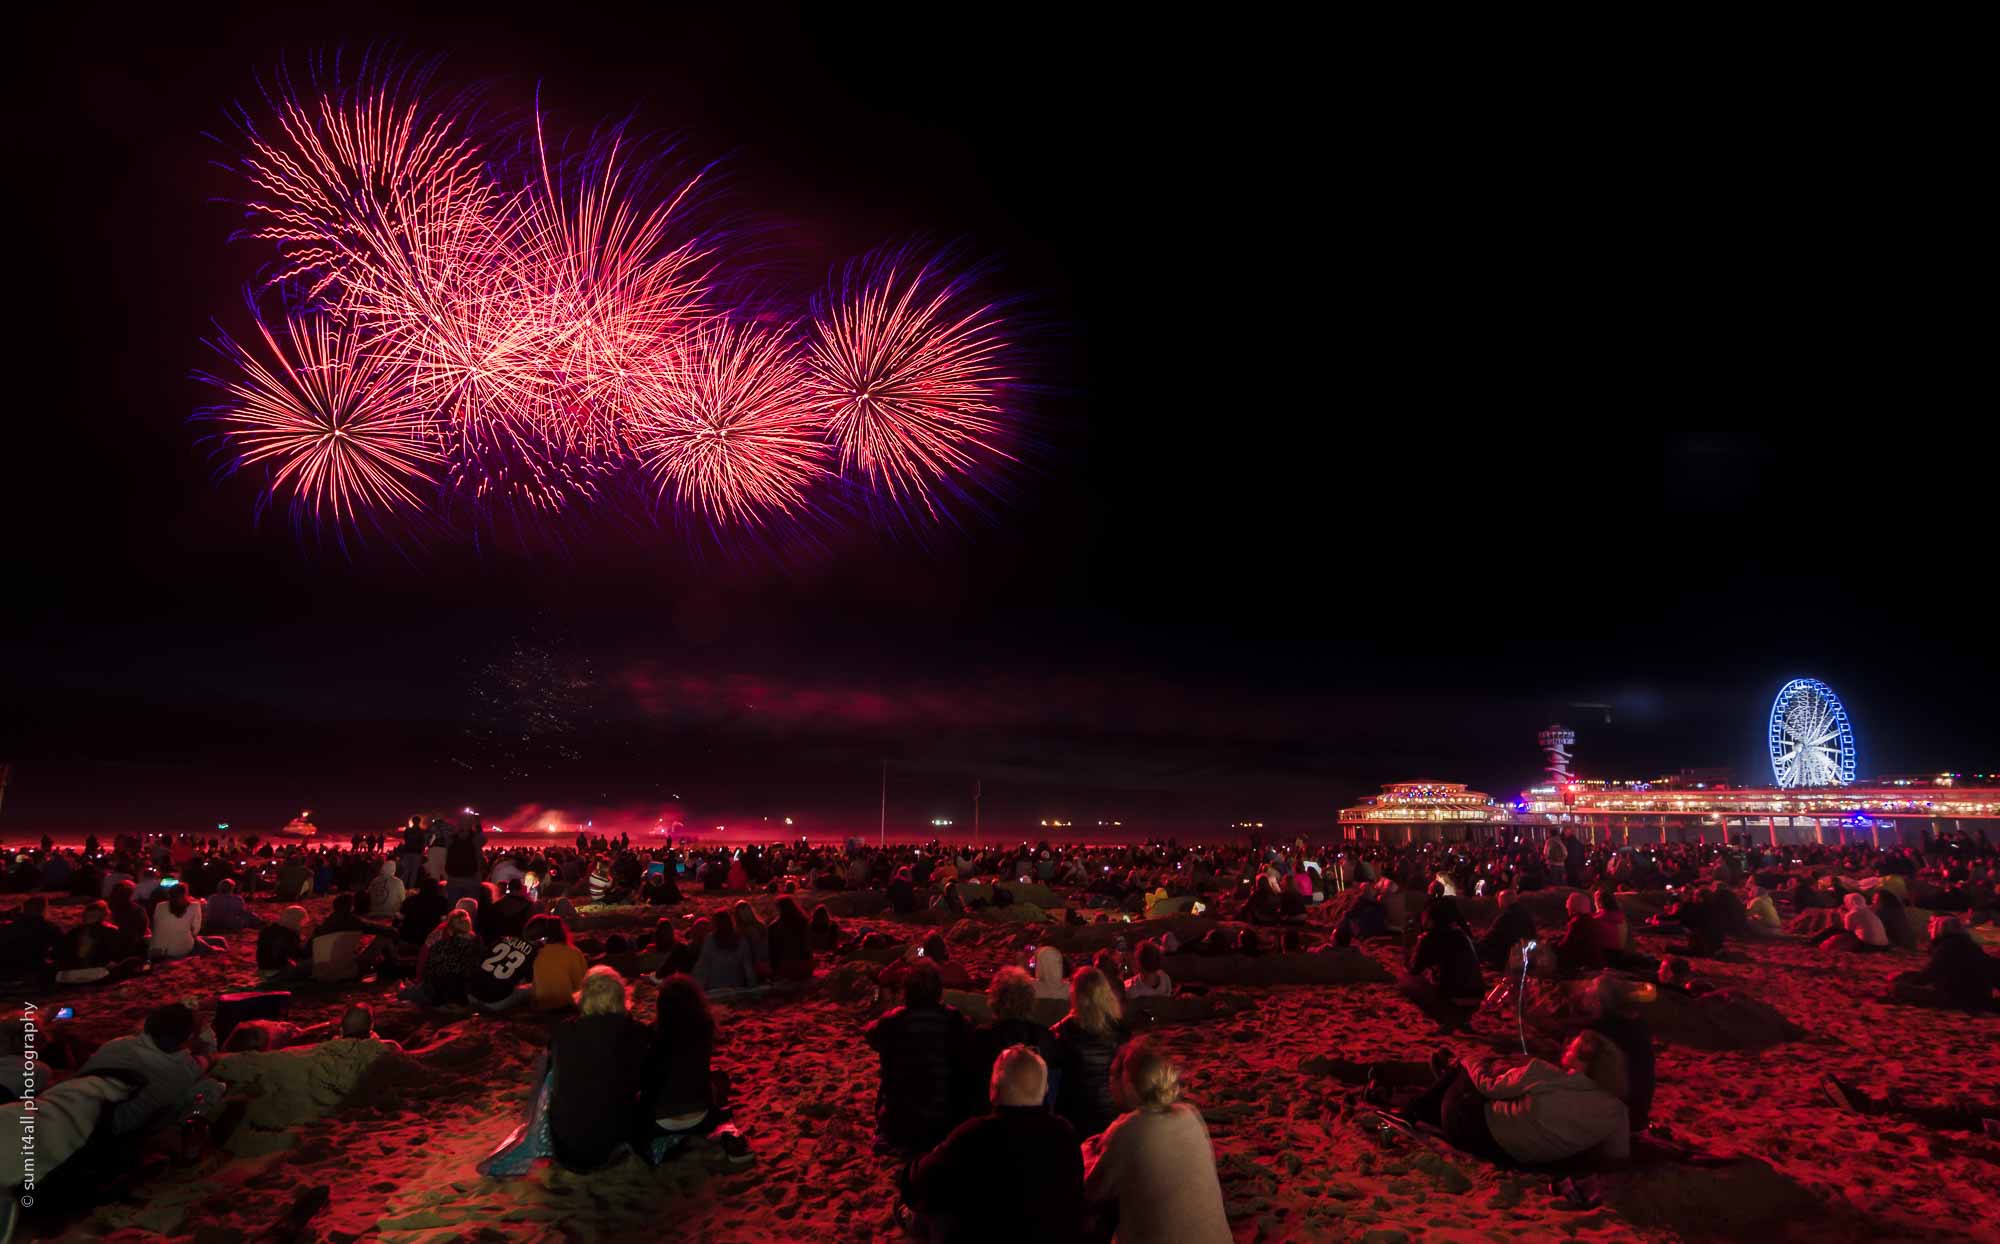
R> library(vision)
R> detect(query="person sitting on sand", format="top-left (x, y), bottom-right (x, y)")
top-left (865, 960), bottom-right (973, 1153)
top-left (1033, 945), bottom-right (1069, 1001)
top-left (1400, 896), bottom-right (1485, 1030)
top-left (150, 885), bottom-right (225, 959)
top-left (1888, 916), bottom-right (1999, 1013)
top-left (79, 1001), bottom-right (224, 1141)
top-left (968, 968), bottom-right (1058, 1109)
top-left (366, 857), bottom-right (406, 918)
top-left (539, 966), bottom-right (651, 1171)
top-left (766, 895), bottom-right (815, 982)
top-left (809, 903), bottom-right (843, 952)
top-left (1585, 974), bottom-right (1656, 1132)
top-left (469, 924), bottom-right (541, 1012)
top-left (1051, 967), bottom-right (1130, 1140)
top-left (0, 896), bottom-right (61, 992)
top-left (310, 891), bottom-right (397, 977)
top-left (408, 908), bottom-right (483, 1006)
top-left (641, 974), bottom-right (750, 1163)
top-left (1820, 892), bottom-right (1890, 953)
top-left (202, 878), bottom-right (259, 932)
top-left (397, 873), bottom-right (451, 948)
top-left (1333, 879), bottom-right (1391, 946)
top-left (1124, 940), bottom-right (1173, 1000)
top-left (1743, 882), bottom-right (1783, 934)
top-left (734, 900), bottom-right (771, 977)
top-left (1872, 889), bottom-right (1916, 951)
top-left (1477, 889), bottom-right (1537, 970)
top-left (103, 879), bottom-right (151, 959)
top-left (1660, 885), bottom-right (1729, 958)
top-left (1395, 1032), bottom-right (1631, 1169)
top-left (528, 914), bottom-right (589, 1010)
top-left (647, 919), bottom-right (699, 980)
top-left (1553, 892), bottom-right (1607, 978)
top-left (256, 905), bottom-right (311, 983)
top-left (692, 909), bottom-right (760, 992)
top-left (905, 1045), bottom-right (1085, 1244)
top-left (1081, 1040), bottom-right (1232, 1244)
top-left (55, 901), bottom-right (147, 986)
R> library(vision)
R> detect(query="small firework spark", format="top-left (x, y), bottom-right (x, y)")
top-left (805, 248), bottom-right (1014, 520)
top-left (632, 320), bottom-right (828, 527)
top-left (197, 307), bottom-right (441, 532)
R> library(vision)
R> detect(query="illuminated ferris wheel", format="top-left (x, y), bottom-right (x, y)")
top-left (1768, 678), bottom-right (1856, 789)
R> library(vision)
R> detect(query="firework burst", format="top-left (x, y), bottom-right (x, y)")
top-left (198, 308), bottom-right (442, 532)
top-left (633, 320), bottom-right (828, 527)
top-left (805, 249), bottom-right (1014, 519)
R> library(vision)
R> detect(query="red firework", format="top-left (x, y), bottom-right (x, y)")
top-left (198, 309), bottom-right (442, 531)
top-left (805, 250), bottom-right (1013, 518)
top-left (632, 320), bottom-right (828, 527)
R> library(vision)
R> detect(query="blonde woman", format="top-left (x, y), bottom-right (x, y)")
top-left (548, 966), bottom-right (650, 1170)
top-left (1050, 966), bottom-right (1127, 1137)
top-left (1082, 1040), bottom-right (1230, 1244)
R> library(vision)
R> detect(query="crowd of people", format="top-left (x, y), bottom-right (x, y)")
top-left (3, 820), bottom-right (1998, 1242)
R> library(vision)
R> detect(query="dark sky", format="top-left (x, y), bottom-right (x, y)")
top-left (5, 6), bottom-right (1993, 839)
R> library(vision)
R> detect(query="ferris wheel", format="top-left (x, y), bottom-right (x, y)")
top-left (1768, 678), bottom-right (1857, 788)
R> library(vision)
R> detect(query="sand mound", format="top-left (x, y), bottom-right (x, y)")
top-left (954, 881), bottom-right (1064, 909)
top-left (1608, 1157), bottom-right (1832, 1238)
top-left (1041, 914), bottom-right (1230, 954)
top-left (214, 1037), bottom-right (427, 1156)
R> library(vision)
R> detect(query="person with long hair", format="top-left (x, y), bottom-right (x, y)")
top-left (766, 895), bottom-right (815, 982)
top-left (1082, 1040), bottom-right (1231, 1244)
top-left (483, 966), bottom-right (654, 1176)
top-left (643, 974), bottom-right (751, 1164)
top-left (733, 899), bottom-right (771, 978)
top-left (808, 903), bottom-right (843, 952)
top-left (693, 909), bottom-right (758, 992)
top-left (1050, 967), bottom-right (1128, 1139)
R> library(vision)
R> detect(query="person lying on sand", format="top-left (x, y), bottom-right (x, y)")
top-left (1387, 1033), bottom-right (1633, 1169)
top-left (1888, 916), bottom-right (1999, 1013)
top-left (901, 1045), bottom-right (1085, 1243)
top-left (1820, 1074), bottom-right (2000, 1137)
top-left (224, 1005), bottom-right (400, 1054)
top-left (77, 1001), bottom-right (224, 1148)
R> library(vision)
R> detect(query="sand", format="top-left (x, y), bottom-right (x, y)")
top-left (8, 884), bottom-right (1998, 1242)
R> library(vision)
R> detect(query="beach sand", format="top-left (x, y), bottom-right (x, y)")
top-left (9, 888), bottom-right (1997, 1242)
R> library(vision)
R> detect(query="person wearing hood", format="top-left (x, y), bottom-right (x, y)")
top-left (1820, 892), bottom-right (1889, 952)
top-left (1033, 945), bottom-right (1069, 1001)
top-left (367, 857), bottom-right (407, 918)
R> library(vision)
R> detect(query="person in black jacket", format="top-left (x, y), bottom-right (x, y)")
top-left (1477, 889), bottom-right (1537, 970)
top-left (904, 1045), bottom-right (1084, 1244)
top-left (641, 973), bottom-right (750, 1163)
top-left (0, 897), bottom-right (61, 992)
top-left (1049, 967), bottom-right (1128, 1139)
top-left (547, 967), bottom-right (650, 1171)
top-left (1400, 897), bottom-right (1485, 1031)
top-left (397, 875), bottom-right (451, 948)
top-left (864, 960), bottom-right (972, 1153)
top-left (888, 867), bottom-right (919, 915)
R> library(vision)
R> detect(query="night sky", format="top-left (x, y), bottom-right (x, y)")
top-left (5, 5), bottom-right (1994, 840)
